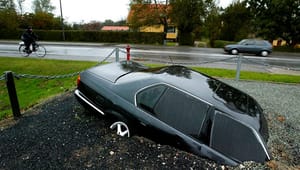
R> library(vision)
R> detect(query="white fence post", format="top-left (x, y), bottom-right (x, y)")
top-left (235, 54), bottom-right (243, 81)
top-left (115, 48), bottom-right (119, 62)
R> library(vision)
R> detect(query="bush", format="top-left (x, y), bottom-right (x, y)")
top-left (0, 29), bottom-right (164, 45)
top-left (273, 46), bottom-right (300, 53)
top-left (212, 40), bottom-right (236, 48)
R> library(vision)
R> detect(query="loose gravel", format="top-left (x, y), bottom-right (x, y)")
top-left (0, 80), bottom-right (299, 169)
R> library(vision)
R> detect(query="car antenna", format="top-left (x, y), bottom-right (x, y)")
top-left (168, 56), bottom-right (174, 65)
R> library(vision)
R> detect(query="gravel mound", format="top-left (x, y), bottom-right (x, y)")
top-left (0, 80), bottom-right (299, 169)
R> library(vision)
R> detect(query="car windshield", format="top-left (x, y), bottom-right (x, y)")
top-left (238, 39), bottom-right (247, 45)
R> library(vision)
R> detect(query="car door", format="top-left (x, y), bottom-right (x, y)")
top-left (239, 39), bottom-right (256, 53)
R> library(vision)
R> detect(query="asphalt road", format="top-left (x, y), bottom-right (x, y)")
top-left (1, 40), bottom-right (300, 74)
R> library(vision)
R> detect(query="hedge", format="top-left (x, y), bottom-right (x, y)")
top-left (0, 29), bottom-right (165, 45)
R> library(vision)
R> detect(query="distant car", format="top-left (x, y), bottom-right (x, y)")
top-left (75, 61), bottom-right (271, 166)
top-left (224, 39), bottom-right (273, 57)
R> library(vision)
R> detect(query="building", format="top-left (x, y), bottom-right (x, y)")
top-left (127, 3), bottom-right (178, 41)
top-left (101, 26), bottom-right (129, 31)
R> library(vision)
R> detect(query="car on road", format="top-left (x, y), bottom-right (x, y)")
top-left (74, 61), bottom-right (271, 166)
top-left (224, 39), bottom-right (273, 57)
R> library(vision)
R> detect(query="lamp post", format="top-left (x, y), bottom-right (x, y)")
top-left (59, 0), bottom-right (65, 41)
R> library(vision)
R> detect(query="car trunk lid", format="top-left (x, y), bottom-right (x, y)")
top-left (87, 61), bottom-right (148, 83)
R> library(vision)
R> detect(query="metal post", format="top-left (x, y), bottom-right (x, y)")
top-left (115, 48), bottom-right (119, 62)
top-left (5, 71), bottom-right (21, 118)
top-left (59, 0), bottom-right (65, 41)
top-left (235, 54), bottom-right (242, 81)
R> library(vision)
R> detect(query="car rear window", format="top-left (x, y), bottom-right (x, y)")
top-left (212, 81), bottom-right (261, 117)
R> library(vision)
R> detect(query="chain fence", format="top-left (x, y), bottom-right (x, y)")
top-left (119, 48), bottom-right (299, 73)
top-left (0, 48), bottom-right (114, 82)
top-left (0, 48), bottom-right (299, 83)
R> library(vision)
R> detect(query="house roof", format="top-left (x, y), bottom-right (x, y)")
top-left (101, 26), bottom-right (129, 31)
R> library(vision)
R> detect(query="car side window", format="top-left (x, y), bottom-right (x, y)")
top-left (136, 85), bottom-right (167, 113)
top-left (153, 87), bottom-right (209, 137)
top-left (210, 111), bottom-right (267, 162)
top-left (246, 40), bottom-right (255, 45)
top-left (256, 40), bottom-right (265, 46)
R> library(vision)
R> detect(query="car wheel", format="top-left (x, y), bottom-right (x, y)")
top-left (261, 51), bottom-right (269, 57)
top-left (231, 49), bottom-right (238, 55)
top-left (110, 121), bottom-right (130, 137)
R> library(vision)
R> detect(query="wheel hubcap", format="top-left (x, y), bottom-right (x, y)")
top-left (110, 121), bottom-right (130, 137)
top-left (261, 51), bottom-right (268, 56)
top-left (231, 49), bottom-right (238, 55)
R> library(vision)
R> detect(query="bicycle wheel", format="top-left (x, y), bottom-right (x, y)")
top-left (18, 45), bottom-right (30, 57)
top-left (35, 45), bottom-right (46, 57)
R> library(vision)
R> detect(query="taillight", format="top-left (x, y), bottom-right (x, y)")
top-left (76, 75), bottom-right (81, 87)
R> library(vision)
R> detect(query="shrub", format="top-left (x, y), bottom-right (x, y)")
top-left (1, 29), bottom-right (164, 45)
top-left (213, 40), bottom-right (236, 48)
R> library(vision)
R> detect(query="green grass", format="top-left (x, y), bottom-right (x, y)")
top-left (145, 63), bottom-right (300, 83)
top-left (0, 57), bottom-right (97, 120)
top-left (192, 67), bottom-right (300, 83)
top-left (1, 57), bottom-right (299, 120)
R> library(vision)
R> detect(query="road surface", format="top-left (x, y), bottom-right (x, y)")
top-left (0, 41), bottom-right (299, 74)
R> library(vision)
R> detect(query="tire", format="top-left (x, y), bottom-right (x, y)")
top-left (35, 45), bottom-right (46, 57)
top-left (18, 45), bottom-right (29, 57)
top-left (231, 49), bottom-right (238, 55)
top-left (260, 50), bottom-right (269, 57)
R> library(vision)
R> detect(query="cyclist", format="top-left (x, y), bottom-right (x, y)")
top-left (21, 26), bottom-right (38, 54)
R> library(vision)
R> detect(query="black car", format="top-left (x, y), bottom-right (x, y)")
top-left (224, 39), bottom-right (273, 57)
top-left (75, 61), bottom-right (271, 166)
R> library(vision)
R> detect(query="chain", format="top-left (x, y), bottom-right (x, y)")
top-left (242, 57), bottom-right (271, 67)
top-left (133, 56), bottom-right (238, 66)
top-left (0, 48), bottom-right (114, 81)
top-left (0, 73), bottom-right (5, 81)
top-left (14, 71), bottom-right (81, 80)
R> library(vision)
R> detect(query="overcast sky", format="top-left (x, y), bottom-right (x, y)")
top-left (22, 0), bottom-right (233, 23)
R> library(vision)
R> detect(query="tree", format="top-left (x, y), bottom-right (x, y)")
top-left (220, 1), bottom-right (251, 41)
top-left (204, 6), bottom-right (221, 47)
top-left (170, 0), bottom-right (214, 45)
top-left (0, 0), bottom-right (15, 10)
top-left (18, 12), bottom-right (61, 30)
top-left (82, 21), bottom-right (102, 30)
top-left (32, 0), bottom-right (55, 14)
top-left (16, 0), bottom-right (26, 14)
top-left (128, 0), bottom-right (170, 40)
top-left (246, 0), bottom-right (300, 46)
top-left (0, 0), bottom-right (18, 35)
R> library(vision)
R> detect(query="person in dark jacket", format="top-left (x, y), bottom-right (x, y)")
top-left (21, 27), bottom-right (38, 53)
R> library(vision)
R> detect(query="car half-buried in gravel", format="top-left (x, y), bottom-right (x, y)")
top-left (74, 61), bottom-right (271, 166)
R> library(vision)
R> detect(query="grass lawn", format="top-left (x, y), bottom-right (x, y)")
top-left (0, 57), bottom-right (97, 119)
top-left (1, 57), bottom-right (299, 120)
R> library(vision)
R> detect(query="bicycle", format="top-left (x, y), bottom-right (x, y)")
top-left (19, 41), bottom-right (47, 57)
